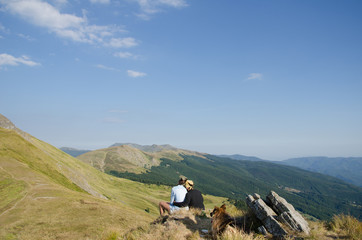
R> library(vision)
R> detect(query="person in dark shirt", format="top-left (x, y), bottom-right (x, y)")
top-left (173, 180), bottom-right (205, 210)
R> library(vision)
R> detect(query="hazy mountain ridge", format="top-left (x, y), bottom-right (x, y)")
top-left (280, 156), bottom-right (362, 187)
top-left (110, 143), bottom-right (179, 153)
top-left (218, 154), bottom-right (267, 162)
top-left (59, 147), bottom-right (91, 157)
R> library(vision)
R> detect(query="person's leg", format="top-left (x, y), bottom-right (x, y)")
top-left (159, 201), bottom-right (170, 216)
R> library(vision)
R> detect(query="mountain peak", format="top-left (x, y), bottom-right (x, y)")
top-left (109, 143), bottom-right (178, 153)
top-left (0, 113), bottom-right (16, 130)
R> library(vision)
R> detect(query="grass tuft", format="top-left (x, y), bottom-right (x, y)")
top-left (328, 214), bottom-right (362, 240)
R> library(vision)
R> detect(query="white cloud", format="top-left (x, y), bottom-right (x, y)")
top-left (0, 22), bottom-right (10, 34)
top-left (4, 0), bottom-right (85, 29)
top-left (95, 64), bottom-right (119, 71)
top-left (158, 0), bottom-right (188, 8)
top-left (127, 70), bottom-right (146, 77)
top-left (1, 0), bottom-right (133, 47)
top-left (106, 37), bottom-right (138, 48)
top-left (247, 73), bottom-right (263, 81)
top-left (51, 0), bottom-right (68, 8)
top-left (90, 0), bottom-right (110, 4)
top-left (0, 53), bottom-right (40, 67)
top-left (18, 33), bottom-right (35, 41)
top-left (131, 0), bottom-right (188, 19)
top-left (114, 51), bottom-right (141, 60)
top-left (114, 51), bottom-right (133, 58)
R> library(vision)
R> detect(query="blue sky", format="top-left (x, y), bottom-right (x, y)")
top-left (1, 0), bottom-right (361, 160)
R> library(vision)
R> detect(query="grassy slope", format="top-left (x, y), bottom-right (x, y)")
top-left (0, 128), bottom-right (226, 240)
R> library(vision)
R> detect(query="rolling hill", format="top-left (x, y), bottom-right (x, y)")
top-left (77, 143), bottom-right (206, 174)
top-left (78, 145), bottom-right (362, 220)
top-left (0, 114), bottom-right (225, 239)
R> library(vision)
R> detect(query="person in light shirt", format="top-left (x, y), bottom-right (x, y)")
top-left (159, 175), bottom-right (188, 216)
top-left (173, 180), bottom-right (205, 210)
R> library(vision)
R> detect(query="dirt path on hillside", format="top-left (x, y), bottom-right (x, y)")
top-left (0, 159), bottom-right (57, 218)
top-left (0, 165), bottom-right (31, 218)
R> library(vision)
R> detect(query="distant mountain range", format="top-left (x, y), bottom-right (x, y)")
top-left (59, 147), bottom-right (91, 157)
top-left (202, 154), bottom-right (362, 188)
top-left (218, 154), bottom-right (267, 162)
top-left (279, 157), bottom-right (362, 187)
top-left (75, 144), bottom-right (362, 220)
top-left (63, 146), bottom-right (362, 188)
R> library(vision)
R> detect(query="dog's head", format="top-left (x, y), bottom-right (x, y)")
top-left (210, 204), bottom-right (227, 218)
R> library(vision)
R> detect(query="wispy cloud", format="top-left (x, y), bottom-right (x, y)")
top-left (0, 22), bottom-right (10, 35)
top-left (127, 70), bottom-right (146, 78)
top-left (1, 0), bottom-right (135, 48)
top-left (95, 64), bottom-right (119, 71)
top-left (114, 51), bottom-right (140, 60)
top-left (17, 33), bottom-right (35, 41)
top-left (106, 37), bottom-right (138, 48)
top-left (246, 73), bottom-right (263, 81)
top-left (131, 0), bottom-right (188, 19)
top-left (0, 23), bottom-right (6, 32)
top-left (0, 53), bottom-right (40, 67)
top-left (90, 0), bottom-right (110, 4)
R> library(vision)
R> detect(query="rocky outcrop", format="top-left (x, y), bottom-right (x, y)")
top-left (246, 193), bottom-right (288, 237)
top-left (0, 113), bottom-right (30, 140)
top-left (0, 114), bottom-right (16, 129)
top-left (266, 191), bottom-right (310, 234)
top-left (246, 191), bottom-right (310, 238)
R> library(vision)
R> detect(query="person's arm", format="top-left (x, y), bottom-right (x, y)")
top-left (173, 192), bottom-right (190, 207)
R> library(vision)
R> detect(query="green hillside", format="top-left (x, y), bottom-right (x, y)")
top-left (0, 127), bottom-right (225, 239)
top-left (105, 153), bottom-right (362, 220)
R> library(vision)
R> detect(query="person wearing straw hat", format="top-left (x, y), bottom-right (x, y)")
top-left (173, 180), bottom-right (205, 210)
top-left (159, 175), bottom-right (188, 216)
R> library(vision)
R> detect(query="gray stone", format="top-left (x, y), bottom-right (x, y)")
top-left (253, 198), bottom-right (277, 220)
top-left (267, 191), bottom-right (310, 234)
top-left (278, 211), bottom-right (310, 234)
top-left (264, 216), bottom-right (288, 237)
top-left (267, 191), bottom-right (295, 214)
top-left (246, 195), bottom-right (255, 206)
top-left (246, 194), bottom-right (288, 237)
top-left (257, 226), bottom-right (268, 235)
top-left (253, 193), bottom-right (261, 199)
top-left (246, 191), bottom-right (310, 237)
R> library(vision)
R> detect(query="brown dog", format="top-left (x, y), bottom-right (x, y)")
top-left (210, 204), bottom-right (251, 239)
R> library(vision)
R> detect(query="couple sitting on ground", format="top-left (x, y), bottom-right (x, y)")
top-left (159, 176), bottom-right (205, 216)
